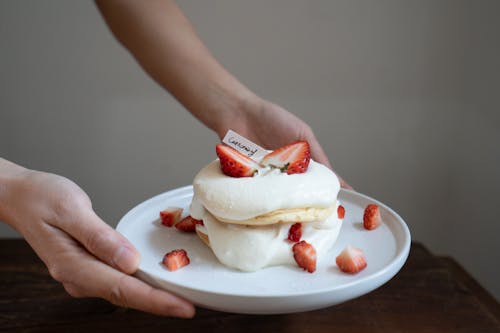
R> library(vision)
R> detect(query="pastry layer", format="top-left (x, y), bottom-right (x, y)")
top-left (192, 159), bottom-right (340, 221)
top-left (194, 206), bottom-right (343, 272)
top-left (215, 205), bottom-right (336, 225)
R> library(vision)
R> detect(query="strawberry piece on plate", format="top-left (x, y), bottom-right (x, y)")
top-left (337, 204), bottom-right (345, 219)
top-left (293, 240), bottom-right (317, 273)
top-left (288, 223), bottom-right (302, 242)
top-left (175, 215), bottom-right (203, 232)
top-left (159, 207), bottom-right (183, 227)
top-left (162, 249), bottom-right (190, 271)
top-left (363, 204), bottom-right (381, 230)
top-left (216, 144), bottom-right (260, 177)
top-left (336, 245), bottom-right (367, 274)
top-left (261, 141), bottom-right (311, 174)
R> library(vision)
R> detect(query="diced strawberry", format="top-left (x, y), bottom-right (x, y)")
top-left (175, 215), bottom-right (203, 232)
top-left (159, 207), bottom-right (183, 227)
top-left (363, 204), bottom-right (381, 230)
top-left (337, 205), bottom-right (345, 219)
top-left (216, 144), bottom-right (260, 178)
top-left (292, 240), bottom-right (317, 273)
top-left (162, 249), bottom-right (190, 271)
top-left (288, 223), bottom-right (302, 242)
top-left (335, 245), bottom-right (367, 274)
top-left (261, 141), bottom-right (311, 174)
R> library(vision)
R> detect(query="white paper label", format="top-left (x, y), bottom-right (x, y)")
top-left (222, 129), bottom-right (268, 162)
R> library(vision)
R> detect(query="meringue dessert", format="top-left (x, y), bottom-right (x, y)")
top-left (189, 141), bottom-right (343, 272)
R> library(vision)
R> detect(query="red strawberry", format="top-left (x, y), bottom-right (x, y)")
top-left (336, 245), bottom-right (367, 274)
top-left (175, 215), bottom-right (203, 232)
top-left (159, 207), bottom-right (183, 227)
top-left (363, 204), bottom-right (381, 230)
top-left (288, 223), bottom-right (302, 242)
top-left (162, 249), bottom-right (190, 271)
top-left (337, 205), bottom-right (345, 219)
top-left (292, 240), bottom-right (317, 273)
top-left (216, 144), bottom-right (260, 178)
top-left (261, 141), bottom-right (311, 174)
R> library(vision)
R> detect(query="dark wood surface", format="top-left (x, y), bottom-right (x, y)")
top-left (1, 239), bottom-right (499, 332)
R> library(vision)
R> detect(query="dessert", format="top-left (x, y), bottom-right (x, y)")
top-left (174, 215), bottom-right (202, 232)
top-left (189, 140), bottom-right (344, 272)
top-left (363, 204), bottom-right (381, 230)
top-left (335, 246), bottom-right (367, 274)
top-left (162, 249), bottom-right (190, 271)
top-left (160, 207), bottom-right (183, 227)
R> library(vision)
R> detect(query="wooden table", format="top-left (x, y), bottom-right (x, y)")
top-left (1, 240), bottom-right (499, 332)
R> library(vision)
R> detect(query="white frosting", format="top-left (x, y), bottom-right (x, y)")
top-left (189, 158), bottom-right (343, 271)
top-left (192, 159), bottom-right (340, 221)
top-left (194, 205), bottom-right (343, 272)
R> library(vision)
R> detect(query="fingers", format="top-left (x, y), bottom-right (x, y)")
top-left (338, 175), bottom-right (354, 190)
top-left (52, 208), bottom-right (140, 275)
top-left (307, 134), bottom-right (332, 169)
top-left (304, 131), bottom-right (354, 190)
top-left (33, 212), bottom-right (194, 318)
top-left (63, 252), bottom-right (195, 318)
top-left (46, 235), bottom-right (196, 318)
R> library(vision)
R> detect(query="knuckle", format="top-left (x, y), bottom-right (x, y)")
top-left (47, 262), bottom-right (66, 283)
top-left (107, 275), bottom-right (130, 308)
top-left (63, 283), bottom-right (85, 298)
top-left (52, 193), bottom-right (75, 220)
top-left (85, 228), bottom-right (111, 255)
top-left (51, 183), bottom-right (90, 221)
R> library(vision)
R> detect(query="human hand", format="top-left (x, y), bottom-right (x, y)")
top-left (0, 166), bottom-right (195, 318)
top-left (221, 99), bottom-right (353, 189)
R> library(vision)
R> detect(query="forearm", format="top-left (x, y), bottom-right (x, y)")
top-left (95, 0), bottom-right (260, 138)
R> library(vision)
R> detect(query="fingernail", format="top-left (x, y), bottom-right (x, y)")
top-left (114, 246), bottom-right (140, 273)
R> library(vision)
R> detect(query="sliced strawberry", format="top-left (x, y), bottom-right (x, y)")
top-left (159, 207), bottom-right (183, 227)
top-left (335, 245), bottom-right (367, 274)
top-left (292, 240), bottom-right (317, 273)
top-left (261, 141), bottom-right (311, 174)
top-left (288, 223), bottom-right (302, 242)
top-left (175, 215), bottom-right (202, 232)
top-left (363, 204), bottom-right (381, 230)
top-left (162, 249), bottom-right (190, 271)
top-left (337, 205), bottom-right (345, 219)
top-left (216, 144), bottom-right (260, 177)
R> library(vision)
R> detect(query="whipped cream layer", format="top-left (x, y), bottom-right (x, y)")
top-left (194, 205), bottom-right (343, 272)
top-left (192, 159), bottom-right (340, 221)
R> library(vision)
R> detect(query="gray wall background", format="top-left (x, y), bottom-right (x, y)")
top-left (1, 1), bottom-right (499, 300)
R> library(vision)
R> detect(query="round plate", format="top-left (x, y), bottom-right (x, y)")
top-left (116, 186), bottom-right (410, 314)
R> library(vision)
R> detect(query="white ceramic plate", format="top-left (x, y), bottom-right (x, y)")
top-left (116, 186), bottom-right (410, 314)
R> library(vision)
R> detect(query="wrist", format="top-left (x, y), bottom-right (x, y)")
top-left (0, 158), bottom-right (29, 223)
top-left (211, 90), bottom-right (265, 140)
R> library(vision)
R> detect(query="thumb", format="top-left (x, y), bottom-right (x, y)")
top-left (307, 135), bottom-right (332, 169)
top-left (305, 132), bottom-right (354, 190)
top-left (56, 209), bottom-right (141, 274)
